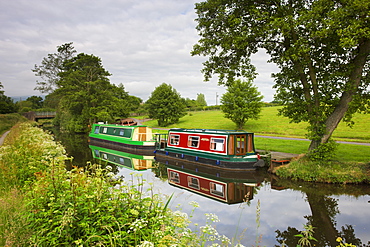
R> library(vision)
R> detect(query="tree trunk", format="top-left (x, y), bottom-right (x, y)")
top-left (308, 39), bottom-right (370, 151)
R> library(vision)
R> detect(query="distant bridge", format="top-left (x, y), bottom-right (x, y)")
top-left (23, 111), bottom-right (56, 121)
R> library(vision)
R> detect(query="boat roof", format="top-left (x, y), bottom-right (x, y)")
top-left (168, 128), bottom-right (253, 135)
top-left (93, 123), bottom-right (148, 127)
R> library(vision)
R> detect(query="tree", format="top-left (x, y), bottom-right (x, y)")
top-left (146, 83), bottom-right (186, 127)
top-left (33, 42), bottom-right (76, 94)
top-left (25, 96), bottom-right (43, 109)
top-left (196, 93), bottom-right (207, 107)
top-left (220, 79), bottom-right (264, 129)
top-left (0, 82), bottom-right (17, 114)
top-left (54, 53), bottom-right (128, 132)
top-left (192, 0), bottom-right (370, 157)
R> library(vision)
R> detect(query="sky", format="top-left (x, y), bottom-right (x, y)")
top-left (0, 0), bottom-right (278, 105)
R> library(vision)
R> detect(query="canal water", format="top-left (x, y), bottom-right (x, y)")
top-left (57, 132), bottom-right (370, 247)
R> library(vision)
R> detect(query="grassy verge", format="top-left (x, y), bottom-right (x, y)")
top-left (0, 113), bottom-right (27, 136)
top-left (274, 158), bottom-right (370, 184)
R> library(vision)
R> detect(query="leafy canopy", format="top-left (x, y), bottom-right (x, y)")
top-left (221, 79), bottom-right (264, 129)
top-left (54, 53), bottom-right (130, 132)
top-left (146, 83), bottom-right (186, 127)
top-left (33, 42), bottom-right (76, 94)
top-left (192, 0), bottom-right (370, 154)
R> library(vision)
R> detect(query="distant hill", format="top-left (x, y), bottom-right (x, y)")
top-left (11, 96), bottom-right (45, 102)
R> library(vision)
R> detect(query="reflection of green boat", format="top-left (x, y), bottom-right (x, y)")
top-left (90, 145), bottom-right (155, 170)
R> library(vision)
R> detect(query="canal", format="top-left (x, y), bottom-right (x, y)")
top-left (57, 131), bottom-right (370, 247)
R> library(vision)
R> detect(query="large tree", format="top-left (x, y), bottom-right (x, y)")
top-left (192, 0), bottom-right (370, 155)
top-left (221, 79), bottom-right (264, 129)
top-left (146, 83), bottom-right (186, 127)
top-left (33, 42), bottom-right (77, 94)
top-left (55, 53), bottom-right (129, 132)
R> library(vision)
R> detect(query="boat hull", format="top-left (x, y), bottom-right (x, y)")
top-left (89, 137), bottom-right (155, 153)
top-left (155, 149), bottom-right (265, 170)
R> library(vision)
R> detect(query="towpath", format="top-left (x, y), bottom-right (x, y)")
top-left (0, 130), bottom-right (10, 146)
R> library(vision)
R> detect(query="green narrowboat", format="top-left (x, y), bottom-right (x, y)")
top-left (89, 123), bottom-right (156, 151)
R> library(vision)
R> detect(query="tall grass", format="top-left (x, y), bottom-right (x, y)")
top-left (0, 113), bottom-right (27, 136)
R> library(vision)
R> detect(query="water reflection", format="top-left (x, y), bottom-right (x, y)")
top-left (81, 142), bottom-right (369, 246)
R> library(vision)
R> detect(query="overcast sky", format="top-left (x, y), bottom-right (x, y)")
top-left (1, 0), bottom-right (278, 105)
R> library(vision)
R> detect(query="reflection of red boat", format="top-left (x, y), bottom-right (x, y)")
top-left (160, 157), bottom-right (265, 204)
top-left (167, 165), bottom-right (260, 204)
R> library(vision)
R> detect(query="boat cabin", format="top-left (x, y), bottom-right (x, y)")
top-left (156, 128), bottom-right (256, 158)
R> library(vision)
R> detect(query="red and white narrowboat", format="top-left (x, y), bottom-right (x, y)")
top-left (155, 128), bottom-right (265, 170)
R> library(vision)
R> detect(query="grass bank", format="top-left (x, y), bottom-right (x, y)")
top-left (145, 107), bottom-right (370, 163)
top-left (0, 113), bottom-right (27, 136)
top-left (145, 107), bottom-right (370, 143)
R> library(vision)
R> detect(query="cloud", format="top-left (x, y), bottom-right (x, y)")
top-left (0, 0), bottom-right (276, 104)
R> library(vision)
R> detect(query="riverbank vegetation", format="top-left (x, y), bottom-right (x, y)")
top-left (0, 113), bottom-right (27, 136)
top-left (0, 122), bottom-right (245, 246)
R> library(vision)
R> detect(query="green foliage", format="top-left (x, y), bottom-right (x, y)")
top-left (295, 225), bottom-right (317, 247)
top-left (33, 42), bottom-right (77, 94)
top-left (0, 113), bottom-right (27, 136)
top-left (0, 122), bottom-right (67, 189)
top-left (307, 139), bottom-right (338, 162)
top-left (55, 54), bottom-right (130, 132)
top-left (26, 164), bottom-right (185, 246)
top-left (146, 83), bottom-right (187, 127)
top-left (220, 79), bottom-right (264, 129)
top-left (192, 0), bottom-right (370, 156)
top-left (196, 93), bottom-right (207, 107)
top-left (0, 82), bottom-right (17, 114)
top-left (275, 158), bottom-right (369, 183)
top-left (25, 95), bottom-right (43, 109)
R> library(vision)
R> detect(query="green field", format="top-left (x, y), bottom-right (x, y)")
top-left (144, 107), bottom-right (370, 163)
top-left (145, 106), bottom-right (370, 142)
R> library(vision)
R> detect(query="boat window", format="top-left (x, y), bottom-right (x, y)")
top-left (94, 126), bottom-right (100, 134)
top-left (210, 182), bottom-right (225, 197)
top-left (103, 127), bottom-right (108, 134)
top-left (188, 177), bottom-right (200, 190)
top-left (169, 171), bottom-right (180, 183)
top-left (235, 135), bottom-right (246, 155)
top-left (119, 129), bottom-right (124, 136)
top-left (102, 153), bottom-right (108, 160)
top-left (210, 138), bottom-right (224, 151)
top-left (119, 157), bottom-right (125, 165)
top-left (94, 149), bottom-right (100, 157)
top-left (188, 136), bottom-right (200, 148)
top-left (169, 134), bottom-right (180, 145)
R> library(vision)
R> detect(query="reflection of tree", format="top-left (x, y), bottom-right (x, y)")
top-left (273, 178), bottom-right (370, 247)
top-left (151, 162), bottom-right (168, 181)
top-left (50, 127), bottom-right (92, 167)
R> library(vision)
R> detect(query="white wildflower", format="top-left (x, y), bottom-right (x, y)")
top-left (189, 201), bottom-right (200, 208)
top-left (137, 241), bottom-right (154, 247)
top-left (205, 213), bottom-right (220, 223)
